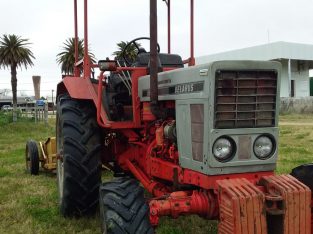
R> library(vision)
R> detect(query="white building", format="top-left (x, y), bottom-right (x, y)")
top-left (196, 41), bottom-right (313, 98)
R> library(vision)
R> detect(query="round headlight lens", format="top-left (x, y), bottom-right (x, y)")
top-left (213, 137), bottom-right (235, 162)
top-left (254, 135), bottom-right (274, 159)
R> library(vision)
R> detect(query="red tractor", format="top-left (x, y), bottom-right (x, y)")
top-left (56, 0), bottom-right (312, 233)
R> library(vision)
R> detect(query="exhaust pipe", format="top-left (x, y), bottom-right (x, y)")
top-left (150, 0), bottom-right (164, 119)
top-left (150, 0), bottom-right (158, 105)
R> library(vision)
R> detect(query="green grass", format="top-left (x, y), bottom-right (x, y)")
top-left (0, 114), bottom-right (313, 233)
top-left (0, 118), bottom-right (102, 234)
top-left (279, 113), bottom-right (313, 123)
top-left (277, 119), bottom-right (313, 174)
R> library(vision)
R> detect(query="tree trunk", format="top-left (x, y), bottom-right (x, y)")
top-left (11, 64), bottom-right (17, 122)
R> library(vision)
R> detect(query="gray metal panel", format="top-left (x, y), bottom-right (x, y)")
top-left (205, 61), bottom-right (280, 174)
top-left (174, 60), bottom-right (281, 175)
top-left (209, 61), bottom-right (281, 127)
top-left (176, 99), bottom-right (209, 174)
top-left (190, 104), bottom-right (204, 161)
top-left (208, 128), bottom-right (278, 167)
top-left (176, 103), bottom-right (192, 164)
top-left (138, 63), bottom-right (211, 101)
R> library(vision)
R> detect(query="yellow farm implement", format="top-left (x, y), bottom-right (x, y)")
top-left (25, 137), bottom-right (57, 175)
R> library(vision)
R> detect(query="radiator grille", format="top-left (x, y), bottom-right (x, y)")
top-left (190, 104), bottom-right (204, 162)
top-left (215, 70), bottom-right (277, 129)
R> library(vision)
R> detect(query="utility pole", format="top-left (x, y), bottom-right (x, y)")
top-left (52, 89), bottom-right (54, 115)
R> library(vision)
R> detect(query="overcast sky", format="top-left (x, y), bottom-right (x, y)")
top-left (0, 0), bottom-right (313, 98)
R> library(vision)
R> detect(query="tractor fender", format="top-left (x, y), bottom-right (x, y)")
top-left (56, 76), bottom-right (94, 101)
top-left (57, 77), bottom-right (112, 127)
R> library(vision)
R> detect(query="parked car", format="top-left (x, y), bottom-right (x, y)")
top-left (1, 105), bottom-right (13, 111)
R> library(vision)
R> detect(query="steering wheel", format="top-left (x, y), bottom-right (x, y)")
top-left (121, 37), bottom-right (160, 66)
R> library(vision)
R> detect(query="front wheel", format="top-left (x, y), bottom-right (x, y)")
top-left (25, 140), bottom-right (40, 175)
top-left (56, 94), bottom-right (102, 217)
top-left (99, 177), bottom-right (153, 234)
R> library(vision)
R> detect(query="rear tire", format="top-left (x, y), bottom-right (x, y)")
top-left (291, 163), bottom-right (313, 190)
top-left (99, 177), bottom-right (153, 234)
top-left (25, 140), bottom-right (39, 175)
top-left (56, 94), bottom-right (102, 217)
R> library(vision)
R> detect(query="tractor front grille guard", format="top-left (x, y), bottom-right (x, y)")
top-left (214, 70), bottom-right (278, 129)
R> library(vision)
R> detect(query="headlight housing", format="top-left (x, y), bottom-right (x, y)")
top-left (254, 135), bottom-right (275, 159)
top-left (213, 137), bottom-right (236, 162)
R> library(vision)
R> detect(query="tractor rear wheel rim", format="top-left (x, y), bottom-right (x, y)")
top-left (57, 157), bottom-right (64, 200)
top-left (56, 112), bottom-right (64, 203)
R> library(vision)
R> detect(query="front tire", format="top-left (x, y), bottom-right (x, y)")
top-left (25, 140), bottom-right (40, 175)
top-left (99, 177), bottom-right (153, 234)
top-left (56, 94), bottom-right (102, 217)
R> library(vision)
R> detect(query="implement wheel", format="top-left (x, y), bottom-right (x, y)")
top-left (25, 140), bottom-right (40, 175)
top-left (99, 177), bottom-right (153, 234)
top-left (56, 94), bottom-right (102, 217)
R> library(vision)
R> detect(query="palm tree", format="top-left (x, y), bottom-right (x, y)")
top-left (112, 41), bottom-right (141, 64)
top-left (56, 38), bottom-right (96, 75)
top-left (0, 34), bottom-right (35, 122)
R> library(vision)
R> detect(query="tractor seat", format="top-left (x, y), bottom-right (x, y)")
top-left (133, 53), bottom-right (184, 68)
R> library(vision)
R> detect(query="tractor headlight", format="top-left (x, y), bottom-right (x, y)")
top-left (254, 135), bottom-right (274, 159)
top-left (213, 137), bottom-right (235, 162)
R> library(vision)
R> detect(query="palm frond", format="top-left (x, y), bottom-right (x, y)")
top-left (112, 41), bottom-right (140, 62)
top-left (56, 38), bottom-right (96, 75)
top-left (0, 34), bottom-right (35, 69)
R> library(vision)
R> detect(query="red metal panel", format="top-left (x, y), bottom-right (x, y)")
top-left (260, 175), bottom-right (311, 234)
top-left (96, 67), bottom-right (147, 129)
top-left (60, 67), bottom-right (148, 129)
top-left (129, 69), bottom-right (147, 127)
top-left (73, 0), bottom-right (79, 77)
top-left (60, 77), bottom-right (94, 100)
top-left (181, 169), bottom-right (273, 190)
top-left (217, 178), bottom-right (267, 234)
top-left (83, 0), bottom-right (91, 79)
top-left (148, 155), bottom-right (273, 189)
top-left (149, 190), bottom-right (218, 226)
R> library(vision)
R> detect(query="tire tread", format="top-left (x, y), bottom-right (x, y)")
top-left (57, 94), bottom-right (102, 217)
top-left (99, 177), bottom-right (153, 234)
